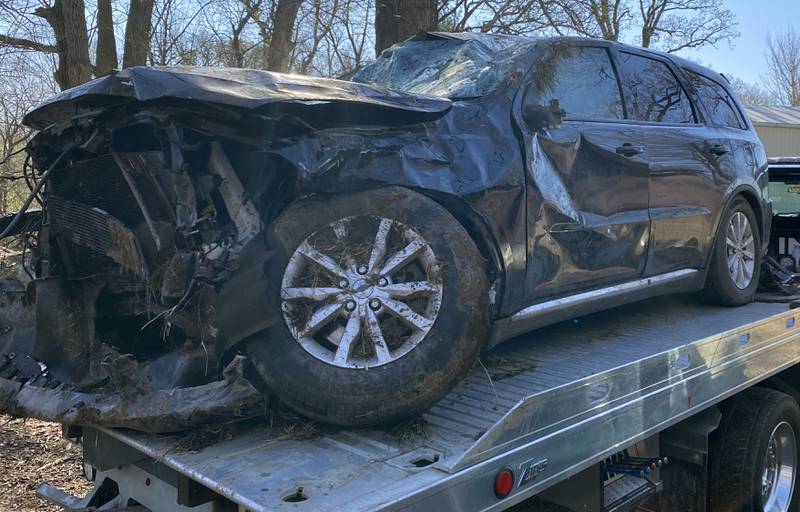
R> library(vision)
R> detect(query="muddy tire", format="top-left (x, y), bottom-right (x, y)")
top-left (245, 187), bottom-right (490, 427)
top-left (703, 197), bottom-right (761, 306)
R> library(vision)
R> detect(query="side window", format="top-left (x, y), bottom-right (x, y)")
top-left (685, 70), bottom-right (745, 129)
top-left (528, 46), bottom-right (624, 120)
top-left (617, 52), bottom-right (695, 124)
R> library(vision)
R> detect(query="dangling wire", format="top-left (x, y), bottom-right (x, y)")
top-left (21, 153), bottom-right (42, 208)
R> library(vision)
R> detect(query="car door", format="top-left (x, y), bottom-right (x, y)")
top-left (613, 50), bottom-right (729, 275)
top-left (682, 68), bottom-right (764, 237)
top-left (516, 42), bottom-right (651, 301)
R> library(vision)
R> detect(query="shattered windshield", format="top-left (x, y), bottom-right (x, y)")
top-left (352, 38), bottom-right (511, 98)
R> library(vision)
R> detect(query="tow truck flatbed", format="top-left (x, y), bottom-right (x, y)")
top-left (58, 294), bottom-right (800, 512)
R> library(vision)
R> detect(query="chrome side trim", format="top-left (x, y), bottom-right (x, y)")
top-left (490, 269), bottom-right (700, 347)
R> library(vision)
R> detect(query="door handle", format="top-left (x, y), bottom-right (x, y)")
top-left (615, 143), bottom-right (645, 157)
top-left (709, 143), bottom-right (729, 156)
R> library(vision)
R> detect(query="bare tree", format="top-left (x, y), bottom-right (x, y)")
top-left (765, 27), bottom-right (800, 107)
top-left (536, 0), bottom-right (627, 40)
top-left (95, 0), bottom-right (117, 75)
top-left (375, 0), bottom-right (436, 54)
top-left (0, 0), bottom-right (155, 89)
top-left (532, 0), bottom-right (737, 52)
top-left (33, 0), bottom-right (93, 89)
top-left (328, 0), bottom-right (372, 74)
top-left (148, 0), bottom-right (215, 65)
top-left (437, 0), bottom-right (549, 34)
top-left (638, 0), bottom-right (738, 52)
top-left (0, 53), bottom-right (56, 213)
top-left (729, 77), bottom-right (774, 107)
top-left (123, 0), bottom-right (155, 67)
top-left (266, 0), bottom-right (301, 71)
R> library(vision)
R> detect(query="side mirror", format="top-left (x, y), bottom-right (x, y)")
top-left (523, 99), bottom-right (566, 131)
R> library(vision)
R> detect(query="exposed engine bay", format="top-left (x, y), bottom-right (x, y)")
top-left (0, 120), bottom-right (290, 431)
top-left (0, 60), bottom-right (458, 431)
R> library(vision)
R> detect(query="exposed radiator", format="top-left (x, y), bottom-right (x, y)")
top-left (48, 154), bottom-right (143, 225)
top-left (47, 196), bottom-right (147, 278)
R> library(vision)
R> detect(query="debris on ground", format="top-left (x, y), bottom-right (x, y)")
top-left (0, 416), bottom-right (91, 512)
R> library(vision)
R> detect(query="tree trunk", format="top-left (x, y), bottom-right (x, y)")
top-left (265, 0), bottom-right (301, 72)
top-left (34, 0), bottom-right (92, 90)
top-left (123, 0), bottom-right (155, 68)
top-left (96, 0), bottom-right (118, 76)
top-left (375, 0), bottom-right (437, 55)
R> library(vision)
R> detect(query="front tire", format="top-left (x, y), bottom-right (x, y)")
top-left (704, 197), bottom-right (761, 306)
top-left (245, 187), bottom-right (490, 427)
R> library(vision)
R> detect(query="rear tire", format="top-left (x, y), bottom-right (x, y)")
top-left (245, 187), bottom-right (490, 427)
top-left (709, 388), bottom-right (800, 512)
top-left (704, 197), bottom-right (761, 306)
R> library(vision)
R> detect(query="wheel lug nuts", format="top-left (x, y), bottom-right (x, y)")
top-left (339, 279), bottom-right (349, 288)
top-left (378, 277), bottom-right (388, 286)
top-left (357, 265), bottom-right (368, 275)
top-left (369, 299), bottom-right (381, 310)
top-left (345, 300), bottom-right (357, 312)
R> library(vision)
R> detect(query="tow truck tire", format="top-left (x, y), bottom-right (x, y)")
top-left (708, 387), bottom-right (800, 512)
top-left (245, 187), bottom-right (490, 427)
top-left (704, 197), bottom-right (761, 306)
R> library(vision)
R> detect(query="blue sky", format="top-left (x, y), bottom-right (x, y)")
top-left (675, 0), bottom-right (800, 86)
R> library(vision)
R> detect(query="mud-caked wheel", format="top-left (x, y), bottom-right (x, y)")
top-left (245, 187), bottom-right (490, 427)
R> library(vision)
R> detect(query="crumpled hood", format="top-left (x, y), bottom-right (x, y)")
top-left (23, 66), bottom-right (453, 130)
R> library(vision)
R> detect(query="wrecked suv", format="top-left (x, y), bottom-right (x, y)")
top-left (7, 32), bottom-right (769, 427)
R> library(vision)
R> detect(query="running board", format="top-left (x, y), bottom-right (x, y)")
top-left (489, 269), bottom-right (701, 347)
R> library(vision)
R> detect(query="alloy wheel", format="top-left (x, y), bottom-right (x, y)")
top-left (761, 421), bottom-right (797, 512)
top-left (726, 211), bottom-right (756, 290)
top-left (280, 215), bottom-right (443, 369)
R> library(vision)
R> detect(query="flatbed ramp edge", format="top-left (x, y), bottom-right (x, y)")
top-left (77, 297), bottom-right (800, 512)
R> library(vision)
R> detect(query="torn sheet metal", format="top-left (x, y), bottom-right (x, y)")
top-left (208, 141), bottom-right (263, 246)
top-left (33, 277), bottom-right (104, 384)
top-left (0, 356), bottom-right (262, 434)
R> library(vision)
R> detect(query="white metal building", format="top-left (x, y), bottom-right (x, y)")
top-left (744, 104), bottom-right (800, 158)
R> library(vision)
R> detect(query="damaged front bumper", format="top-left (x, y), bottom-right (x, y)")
top-left (0, 354), bottom-right (263, 434)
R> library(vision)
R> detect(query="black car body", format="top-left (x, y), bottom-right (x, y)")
top-left (2, 32), bottom-right (770, 427)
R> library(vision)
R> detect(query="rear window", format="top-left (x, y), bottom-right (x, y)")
top-left (685, 70), bottom-right (745, 129)
top-left (617, 52), bottom-right (695, 124)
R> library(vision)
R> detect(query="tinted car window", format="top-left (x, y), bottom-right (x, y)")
top-left (529, 46), bottom-right (624, 120)
top-left (686, 70), bottom-right (745, 129)
top-left (618, 52), bottom-right (695, 124)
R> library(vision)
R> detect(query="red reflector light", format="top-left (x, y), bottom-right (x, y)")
top-left (494, 468), bottom-right (514, 498)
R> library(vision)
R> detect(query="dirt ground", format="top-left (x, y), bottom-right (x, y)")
top-left (0, 415), bottom-right (92, 512)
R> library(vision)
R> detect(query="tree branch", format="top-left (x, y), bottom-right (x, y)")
top-left (0, 34), bottom-right (57, 53)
